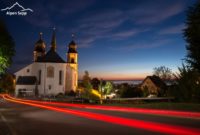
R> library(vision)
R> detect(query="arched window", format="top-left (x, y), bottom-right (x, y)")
top-left (59, 70), bottom-right (62, 85)
top-left (71, 58), bottom-right (75, 63)
top-left (38, 70), bottom-right (42, 84)
top-left (47, 66), bottom-right (54, 78)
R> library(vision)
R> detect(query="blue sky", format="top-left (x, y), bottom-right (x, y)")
top-left (0, 0), bottom-right (197, 80)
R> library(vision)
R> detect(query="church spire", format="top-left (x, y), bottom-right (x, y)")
top-left (71, 33), bottom-right (75, 40)
top-left (39, 32), bottom-right (43, 40)
top-left (50, 27), bottom-right (56, 51)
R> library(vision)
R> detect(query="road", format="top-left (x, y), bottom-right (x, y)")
top-left (0, 95), bottom-right (200, 135)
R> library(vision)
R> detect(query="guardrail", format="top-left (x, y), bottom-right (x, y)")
top-left (102, 97), bottom-right (175, 104)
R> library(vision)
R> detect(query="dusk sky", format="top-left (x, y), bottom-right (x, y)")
top-left (0, 0), bottom-right (197, 80)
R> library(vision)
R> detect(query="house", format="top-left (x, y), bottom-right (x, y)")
top-left (140, 75), bottom-right (166, 96)
top-left (15, 30), bottom-right (78, 97)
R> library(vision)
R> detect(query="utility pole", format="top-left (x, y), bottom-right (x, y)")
top-left (99, 79), bottom-right (103, 104)
top-left (44, 63), bottom-right (46, 97)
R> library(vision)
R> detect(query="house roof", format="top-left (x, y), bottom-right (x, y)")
top-left (144, 75), bottom-right (166, 89)
top-left (16, 76), bottom-right (37, 85)
top-left (37, 49), bottom-right (66, 63)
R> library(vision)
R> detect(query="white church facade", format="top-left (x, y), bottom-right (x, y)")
top-left (15, 30), bottom-right (78, 97)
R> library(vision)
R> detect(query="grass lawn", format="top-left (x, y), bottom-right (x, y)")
top-left (103, 102), bottom-right (200, 112)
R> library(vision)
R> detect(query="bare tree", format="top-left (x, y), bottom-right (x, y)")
top-left (153, 66), bottom-right (173, 81)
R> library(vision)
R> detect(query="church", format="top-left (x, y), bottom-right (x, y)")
top-left (15, 30), bottom-right (78, 97)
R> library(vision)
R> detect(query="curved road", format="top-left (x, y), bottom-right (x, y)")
top-left (0, 95), bottom-right (200, 135)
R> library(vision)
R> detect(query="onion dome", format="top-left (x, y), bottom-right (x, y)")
top-left (34, 32), bottom-right (46, 53)
top-left (68, 34), bottom-right (77, 53)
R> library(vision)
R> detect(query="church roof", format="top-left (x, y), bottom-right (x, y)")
top-left (37, 49), bottom-right (66, 63)
top-left (16, 76), bottom-right (37, 85)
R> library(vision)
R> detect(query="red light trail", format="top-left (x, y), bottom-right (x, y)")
top-left (2, 94), bottom-right (200, 135)
top-left (5, 95), bottom-right (200, 119)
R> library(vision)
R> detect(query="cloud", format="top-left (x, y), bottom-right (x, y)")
top-left (23, 4), bottom-right (52, 28)
top-left (47, 0), bottom-right (95, 15)
top-left (21, 0), bottom-right (187, 49)
top-left (159, 23), bottom-right (185, 35)
top-left (111, 39), bottom-right (171, 51)
top-left (72, 0), bottom-right (186, 48)
top-left (78, 36), bottom-right (96, 48)
top-left (110, 28), bottom-right (150, 39)
top-left (74, 9), bottom-right (128, 47)
top-left (79, 9), bottom-right (126, 31)
top-left (129, 0), bottom-right (186, 24)
top-left (23, 0), bottom-right (95, 28)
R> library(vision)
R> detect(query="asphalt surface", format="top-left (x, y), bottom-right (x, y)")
top-left (0, 97), bottom-right (200, 135)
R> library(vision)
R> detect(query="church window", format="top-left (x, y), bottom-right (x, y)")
top-left (38, 70), bottom-right (42, 85)
top-left (49, 85), bottom-right (51, 90)
top-left (74, 73), bottom-right (76, 86)
top-left (47, 66), bottom-right (54, 78)
top-left (27, 69), bottom-right (30, 73)
top-left (71, 58), bottom-right (75, 63)
top-left (59, 70), bottom-right (62, 85)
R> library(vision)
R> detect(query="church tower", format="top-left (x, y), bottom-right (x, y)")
top-left (33, 32), bottom-right (46, 62)
top-left (67, 35), bottom-right (78, 71)
top-left (66, 34), bottom-right (78, 90)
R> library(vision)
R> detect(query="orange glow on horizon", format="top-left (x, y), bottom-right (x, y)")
top-left (79, 72), bottom-right (150, 80)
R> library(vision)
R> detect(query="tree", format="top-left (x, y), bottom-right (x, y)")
top-left (0, 18), bottom-right (15, 74)
top-left (91, 78), bottom-right (100, 90)
top-left (0, 73), bottom-right (15, 93)
top-left (82, 71), bottom-right (91, 86)
top-left (103, 81), bottom-right (113, 95)
top-left (184, 2), bottom-right (200, 72)
top-left (142, 86), bottom-right (149, 97)
top-left (171, 64), bottom-right (200, 102)
top-left (153, 66), bottom-right (173, 81)
top-left (117, 83), bottom-right (142, 98)
top-left (82, 71), bottom-right (92, 98)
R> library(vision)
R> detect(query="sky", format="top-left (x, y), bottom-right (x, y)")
top-left (0, 0), bottom-right (197, 80)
